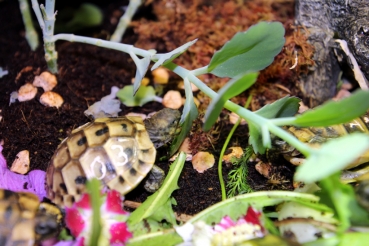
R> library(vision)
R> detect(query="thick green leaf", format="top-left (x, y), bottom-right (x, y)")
top-left (127, 152), bottom-right (186, 225)
top-left (55, 3), bottom-right (103, 33)
top-left (295, 133), bottom-right (369, 183)
top-left (127, 229), bottom-right (182, 246)
top-left (208, 22), bottom-right (285, 78)
top-left (129, 52), bottom-right (150, 95)
top-left (203, 72), bottom-right (258, 131)
top-left (117, 85), bottom-right (158, 107)
top-left (170, 78), bottom-right (198, 156)
top-left (255, 96), bottom-right (300, 119)
top-left (249, 96), bottom-right (300, 154)
top-left (188, 191), bottom-right (319, 225)
top-left (318, 173), bottom-right (369, 234)
top-left (294, 90), bottom-right (369, 127)
top-left (151, 39), bottom-right (197, 70)
top-left (339, 232), bottom-right (369, 246)
top-left (149, 199), bottom-right (177, 225)
top-left (248, 122), bottom-right (265, 154)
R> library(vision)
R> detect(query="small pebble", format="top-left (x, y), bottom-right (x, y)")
top-left (40, 91), bottom-right (64, 108)
top-left (131, 77), bottom-right (150, 86)
top-left (222, 147), bottom-right (244, 165)
top-left (229, 112), bottom-right (247, 125)
top-left (255, 161), bottom-right (272, 178)
top-left (0, 145), bottom-right (46, 200)
top-left (192, 151), bottom-right (215, 173)
top-left (162, 90), bottom-right (183, 109)
top-left (18, 83), bottom-right (37, 102)
top-left (10, 150), bottom-right (30, 174)
top-left (152, 67), bottom-right (169, 84)
top-left (33, 71), bottom-right (57, 91)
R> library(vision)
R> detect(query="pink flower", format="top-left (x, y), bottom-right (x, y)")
top-left (176, 206), bottom-right (266, 246)
top-left (65, 206), bottom-right (85, 237)
top-left (64, 190), bottom-right (132, 245)
top-left (105, 190), bottom-right (129, 215)
top-left (109, 222), bottom-right (132, 244)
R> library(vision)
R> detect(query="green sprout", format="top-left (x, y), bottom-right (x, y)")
top-left (226, 145), bottom-right (254, 198)
top-left (18, 0), bottom-right (39, 50)
top-left (110, 0), bottom-right (143, 42)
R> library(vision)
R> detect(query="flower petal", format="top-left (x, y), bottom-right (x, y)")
top-left (76, 193), bottom-right (91, 209)
top-left (65, 207), bottom-right (85, 237)
top-left (109, 222), bottom-right (132, 244)
top-left (106, 190), bottom-right (127, 214)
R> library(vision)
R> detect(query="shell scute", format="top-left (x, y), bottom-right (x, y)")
top-left (83, 122), bottom-right (110, 146)
top-left (52, 142), bottom-right (70, 168)
top-left (67, 131), bottom-right (88, 159)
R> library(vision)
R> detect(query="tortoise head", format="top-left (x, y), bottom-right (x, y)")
top-left (144, 108), bottom-right (181, 148)
top-left (34, 202), bottom-right (63, 242)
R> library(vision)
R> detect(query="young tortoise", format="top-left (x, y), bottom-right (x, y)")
top-left (46, 108), bottom-right (181, 207)
top-left (0, 189), bottom-right (62, 245)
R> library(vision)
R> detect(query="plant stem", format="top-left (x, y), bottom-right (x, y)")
top-left (218, 96), bottom-right (253, 201)
top-left (31, 0), bottom-right (58, 73)
top-left (165, 62), bottom-right (313, 157)
top-left (110, 0), bottom-right (143, 42)
top-left (269, 117), bottom-right (298, 126)
top-left (52, 34), bottom-right (153, 58)
top-left (191, 66), bottom-right (208, 76)
top-left (19, 0), bottom-right (39, 51)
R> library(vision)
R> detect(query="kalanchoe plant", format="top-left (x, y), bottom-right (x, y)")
top-left (28, 1), bottom-right (369, 182)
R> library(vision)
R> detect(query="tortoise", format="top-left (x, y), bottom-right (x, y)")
top-left (0, 189), bottom-right (62, 245)
top-left (271, 113), bottom-right (369, 181)
top-left (295, 0), bottom-right (369, 107)
top-left (46, 108), bottom-right (181, 207)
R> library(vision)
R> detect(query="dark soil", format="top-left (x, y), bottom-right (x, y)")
top-left (0, 0), bottom-right (295, 216)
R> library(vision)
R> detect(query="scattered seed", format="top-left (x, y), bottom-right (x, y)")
top-left (10, 150), bottom-right (30, 174)
top-left (152, 67), bottom-right (169, 84)
top-left (162, 90), bottom-right (183, 109)
top-left (192, 151), bottom-right (215, 173)
top-left (33, 71), bottom-right (57, 91)
top-left (39, 91), bottom-right (64, 108)
top-left (18, 83), bottom-right (37, 102)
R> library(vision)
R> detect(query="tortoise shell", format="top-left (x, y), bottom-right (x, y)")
top-left (46, 115), bottom-right (157, 207)
top-left (0, 189), bottom-right (62, 245)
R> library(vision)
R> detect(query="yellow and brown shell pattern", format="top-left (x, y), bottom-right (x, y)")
top-left (272, 114), bottom-right (369, 169)
top-left (0, 189), bottom-right (62, 245)
top-left (46, 108), bottom-right (180, 207)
